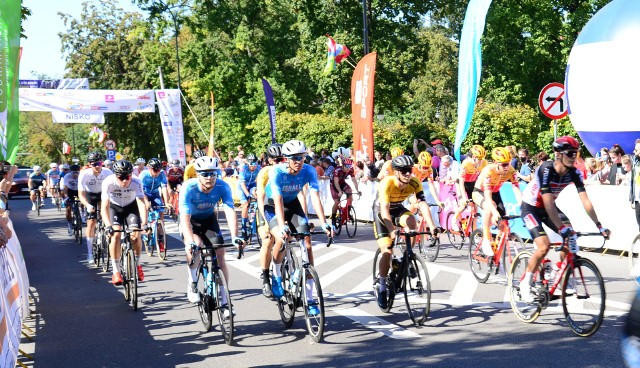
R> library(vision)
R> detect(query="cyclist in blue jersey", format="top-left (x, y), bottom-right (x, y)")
top-left (28, 166), bottom-right (47, 211)
top-left (46, 163), bottom-right (62, 205)
top-left (139, 158), bottom-right (171, 222)
top-left (59, 164), bottom-right (70, 178)
top-left (238, 153), bottom-right (261, 240)
top-left (264, 140), bottom-right (333, 316)
top-left (180, 156), bottom-right (244, 317)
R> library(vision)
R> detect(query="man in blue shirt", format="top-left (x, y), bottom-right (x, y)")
top-left (238, 153), bottom-right (261, 241)
top-left (139, 158), bottom-right (170, 222)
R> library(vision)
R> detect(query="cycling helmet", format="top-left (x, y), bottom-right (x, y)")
top-left (87, 151), bottom-right (103, 163)
top-left (171, 159), bottom-right (181, 167)
top-left (194, 156), bottom-right (219, 171)
top-left (391, 155), bottom-right (414, 170)
top-left (33, 165), bottom-right (41, 172)
top-left (70, 164), bottom-right (81, 172)
top-left (193, 150), bottom-right (206, 159)
top-left (103, 159), bottom-right (112, 167)
top-left (552, 136), bottom-right (580, 152)
top-left (50, 162), bottom-right (58, 169)
top-left (267, 143), bottom-right (283, 158)
top-left (134, 157), bottom-right (146, 165)
top-left (418, 151), bottom-right (432, 167)
top-left (282, 140), bottom-right (307, 156)
top-left (336, 146), bottom-right (350, 157)
top-left (470, 145), bottom-right (486, 159)
top-left (148, 158), bottom-right (162, 170)
top-left (390, 147), bottom-right (404, 158)
top-left (492, 147), bottom-right (512, 164)
top-left (61, 164), bottom-right (70, 170)
top-left (113, 160), bottom-right (133, 176)
top-left (331, 151), bottom-right (341, 160)
top-left (246, 153), bottom-right (258, 163)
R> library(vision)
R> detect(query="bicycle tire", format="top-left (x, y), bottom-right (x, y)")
top-left (372, 248), bottom-right (396, 313)
top-left (346, 206), bottom-right (357, 238)
top-left (145, 224), bottom-right (154, 257)
top-left (197, 266), bottom-right (213, 331)
top-left (445, 211), bottom-right (465, 250)
top-left (469, 229), bottom-right (491, 283)
top-left (101, 232), bottom-right (110, 273)
top-left (157, 220), bottom-right (167, 260)
top-left (128, 250), bottom-right (138, 311)
top-left (302, 265), bottom-right (325, 342)
top-left (419, 219), bottom-right (440, 262)
top-left (501, 232), bottom-right (526, 277)
top-left (278, 254), bottom-right (299, 327)
top-left (629, 234), bottom-right (640, 285)
top-left (403, 253), bottom-right (431, 325)
top-left (562, 257), bottom-right (606, 337)
top-left (122, 253), bottom-right (131, 302)
top-left (508, 251), bottom-right (542, 323)
top-left (93, 233), bottom-right (101, 267)
top-left (334, 208), bottom-right (342, 236)
top-left (37, 195), bottom-right (41, 217)
top-left (214, 269), bottom-right (234, 345)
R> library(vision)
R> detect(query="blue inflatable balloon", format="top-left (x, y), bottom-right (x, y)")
top-left (565, 0), bottom-right (640, 156)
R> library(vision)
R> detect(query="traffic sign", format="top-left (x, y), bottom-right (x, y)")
top-left (538, 82), bottom-right (568, 120)
top-left (104, 139), bottom-right (116, 150)
top-left (106, 149), bottom-right (116, 161)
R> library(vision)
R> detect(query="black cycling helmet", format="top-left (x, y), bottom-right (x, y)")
top-left (148, 158), bottom-right (162, 170)
top-left (171, 159), bottom-right (181, 166)
top-left (113, 160), bottom-right (133, 176)
top-left (193, 150), bottom-right (206, 159)
top-left (70, 164), bottom-right (81, 172)
top-left (552, 136), bottom-right (580, 152)
top-left (87, 151), bottom-right (103, 163)
top-left (391, 155), bottom-right (414, 170)
top-left (246, 153), bottom-right (258, 162)
top-left (267, 143), bottom-right (283, 158)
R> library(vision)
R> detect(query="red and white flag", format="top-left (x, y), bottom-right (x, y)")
top-left (62, 142), bottom-right (71, 155)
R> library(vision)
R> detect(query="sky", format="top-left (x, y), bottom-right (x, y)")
top-left (19, 0), bottom-right (141, 80)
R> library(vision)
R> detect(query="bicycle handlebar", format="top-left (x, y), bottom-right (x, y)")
top-left (289, 231), bottom-right (334, 247)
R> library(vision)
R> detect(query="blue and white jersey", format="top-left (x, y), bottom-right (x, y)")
top-left (61, 171), bottom-right (79, 191)
top-left (47, 169), bottom-right (61, 184)
top-left (179, 178), bottom-right (234, 220)
top-left (29, 173), bottom-right (47, 188)
top-left (138, 170), bottom-right (167, 196)
top-left (265, 163), bottom-right (319, 204)
top-left (238, 164), bottom-right (261, 187)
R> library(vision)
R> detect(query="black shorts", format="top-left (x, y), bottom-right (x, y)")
top-left (109, 201), bottom-right (142, 228)
top-left (65, 190), bottom-right (79, 205)
top-left (264, 197), bottom-right (309, 234)
top-left (190, 214), bottom-right (224, 247)
top-left (85, 192), bottom-right (101, 220)
top-left (373, 202), bottom-right (412, 240)
top-left (472, 189), bottom-right (506, 217)
top-left (521, 202), bottom-right (569, 240)
top-left (463, 182), bottom-right (475, 200)
top-left (168, 180), bottom-right (182, 191)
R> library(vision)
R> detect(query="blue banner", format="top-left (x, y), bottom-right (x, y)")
top-left (454, 0), bottom-right (493, 160)
top-left (261, 78), bottom-right (277, 144)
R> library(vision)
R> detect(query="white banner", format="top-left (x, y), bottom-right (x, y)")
top-left (156, 90), bottom-right (186, 165)
top-left (57, 78), bottom-right (89, 89)
top-left (52, 111), bottom-right (105, 124)
top-left (19, 88), bottom-right (156, 113)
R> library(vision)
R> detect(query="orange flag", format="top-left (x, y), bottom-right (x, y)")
top-left (351, 52), bottom-right (377, 161)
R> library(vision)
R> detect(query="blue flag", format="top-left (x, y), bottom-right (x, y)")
top-left (261, 78), bottom-right (277, 144)
top-left (454, 0), bottom-right (493, 160)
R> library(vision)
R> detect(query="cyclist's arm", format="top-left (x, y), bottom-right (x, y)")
top-left (379, 201), bottom-right (395, 234)
top-left (101, 195), bottom-right (111, 227)
top-left (137, 197), bottom-right (148, 228)
top-left (273, 193), bottom-right (287, 229)
top-left (541, 192), bottom-right (566, 230)
top-left (298, 185), bottom-right (308, 215)
top-left (457, 170), bottom-right (467, 201)
top-left (28, 177), bottom-right (33, 189)
top-left (240, 181), bottom-right (250, 196)
top-left (223, 204), bottom-right (239, 238)
top-left (413, 139), bottom-right (420, 157)
top-left (333, 175), bottom-right (341, 193)
top-left (578, 191), bottom-right (602, 227)
top-left (512, 183), bottom-right (522, 206)
top-left (427, 179), bottom-right (440, 205)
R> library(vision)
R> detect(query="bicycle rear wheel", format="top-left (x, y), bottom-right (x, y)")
top-left (157, 221), bottom-right (167, 260)
top-left (278, 255), bottom-right (299, 327)
top-left (562, 257), bottom-right (605, 337)
top-left (197, 267), bottom-right (213, 331)
top-left (403, 254), bottom-right (431, 325)
top-left (214, 270), bottom-right (234, 345)
top-left (101, 232), bottom-right (110, 272)
top-left (346, 206), bottom-right (357, 238)
top-left (629, 234), bottom-right (640, 285)
top-left (508, 251), bottom-right (542, 323)
top-left (445, 211), bottom-right (465, 250)
top-left (469, 229), bottom-right (491, 283)
top-left (372, 248), bottom-right (396, 312)
top-left (302, 265), bottom-right (325, 342)
top-left (334, 208), bottom-right (343, 236)
top-left (128, 251), bottom-right (138, 311)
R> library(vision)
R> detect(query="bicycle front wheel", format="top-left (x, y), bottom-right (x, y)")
top-left (145, 227), bottom-right (154, 257)
top-left (501, 232), bottom-right (526, 277)
top-left (93, 234), bottom-right (101, 267)
top-left (278, 256), bottom-right (299, 327)
top-left (420, 229), bottom-right (440, 263)
top-left (334, 209), bottom-right (342, 236)
top-left (346, 206), bottom-right (357, 238)
top-left (562, 257), bottom-right (606, 337)
top-left (128, 251), bottom-right (138, 311)
top-left (302, 265), bottom-right (325, 342)
top-left (214, 270), bottom-right (234, 345)
top-left (629, 234), bottom-right (640, 285)
top-left (445, 211), bottom-right (465, 250)
top-left (403, 254), bottom-right (431, 325)
top-left (372, 248), bottom-right (396, 312)
top-left (469, 229), bottom-right (491, 283)
top-left (508, 251), bottom-right (542, 323)
top-left (157, 221), bottom-right (167, 260)
top-left (196, 267), bottom-right (213, 331)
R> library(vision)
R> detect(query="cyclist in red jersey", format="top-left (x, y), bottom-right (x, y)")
top-left (166, 159), bottom-right (185, 192)
top-left (330, 155), bottom-right (360, 226)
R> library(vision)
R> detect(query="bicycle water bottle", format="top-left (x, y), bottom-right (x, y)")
top-left (569, 235), bottom-right (579, 254)
top-left (391, 256), bottom-right (400, 274)
top-left (542, 259), bottom-right (553, 281)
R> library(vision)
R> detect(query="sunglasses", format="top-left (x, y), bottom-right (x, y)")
top-left (288, 156), bottom-right (305, 162)
top-left (117, 174), bottom-right (131, 181)
top-left (248, 161), bottom-right (258, 165)
top-left (151, 167), bottom-right (161, 172)
top-left (398, 168), bottom-right (412, 175)
top-left (499, 163), bottom-right (510, 168)
top-left (562, 150), bottom-right (578, 158)
top-left (198, 171), bottom-right (218, 178)
top-left (91, 162), bottom-right (103, 167)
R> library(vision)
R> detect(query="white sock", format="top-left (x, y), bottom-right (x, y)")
top-left (522, 272), bottom-right (532, 286)
top-left (220, 285), bottom-right (228, 305)
top-left (86, 237), bottom-right (94, 255)
top-left (188, 268), bottom-right (197, 283)
top-left (273, 262), bottom-right (282, 278)
top-left (379, 277), bottom-right (387, 291)
top-left (112, 259), bottom-right (120, 274)
top-left (305, 279), bottom-right (314, 301)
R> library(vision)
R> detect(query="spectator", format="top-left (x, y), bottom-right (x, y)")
top-left (385, 152), bottom-right (392, 161)
top-left (311, 159), bottom-right (324, 179)
top-left (585, 157), bottom-right (604, 184)
top-left (598, 147), bottom-right (612, 181)
top-left (620, 154), bottom-right (633, 186)
top-left (320, 149), bottom-right (334, 163)
top-left (605, 144), bottom-right (626, 185)
top-left (433, 144), bottom-right (447, 180)
top-left (374, 150), bottom-right (384, 170)
top-left (319, 158), bottom-right (334, 179)
top-left (515, 148), bottom-right (534, 184)
top-left (439, 155), bottom-right (459, 185)
top-left (506, 145), bottom-right (518, 170)
top-left (630, 139), bottom-right (640, 231)
top-left (534, 151), bottom-right (550, 168)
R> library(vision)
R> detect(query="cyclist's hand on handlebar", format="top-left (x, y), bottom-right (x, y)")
top-left (559, 225), bottom-right (574, 238)
top-left (106, 225), bottom-right (114, 236)
top-left (233, 236), bottom-right (245, 247)
top-left (86, 204), bottom-right (95, 213)
top-left (357, 191), bottom-right (362, 196)
top-left (278, 225), bottom-right (291, 239)
top-left (597, 225), bottom-right (610, 239)
top-left (322, 223), bottom-right (334, 237)
top-left (142, 223), bottom-right (150, 232)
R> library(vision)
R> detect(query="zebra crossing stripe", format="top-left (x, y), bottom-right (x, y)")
top-left (333, 307), bottom-right (420, 339)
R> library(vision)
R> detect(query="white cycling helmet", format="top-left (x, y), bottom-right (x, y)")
top-left (61, 164), bottom-right (70, 170)
top-left (50, 162), bottom-right (58, 168)
top-left (331, 151), bottom-right (341, 160)
top-left (336, 146), bottom-right (350, 158)
top-left (194, 156), bottom-right (219, 171)
top-left (282, 140), bottom-right (307, 156)
top-left (33, 165), bottom-right (41, 172)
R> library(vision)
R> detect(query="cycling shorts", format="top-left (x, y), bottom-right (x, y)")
top-left (330, 183), bottom-right (353, 200)
top-left (264, 197), bottom-right (309, 234)
top-left (239, 183), bottom-right (257, 204)
top-left (520, 202), bottom-right (568, 240)
top-left (145, 192), bottom-right (165, 213)
top-left (472, 189), bottom-right (505, 217)
top-left (85, 192), bottom-right (101, 220)
top-left (373, 202), bottom-right (412, 241)
top-left (109, 201), bottom-right (142, 228)
top-left (190, 214), bottom-right (224, 247)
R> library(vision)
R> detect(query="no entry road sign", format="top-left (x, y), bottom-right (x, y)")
top-left (539, 82), bottom-right (568, 120)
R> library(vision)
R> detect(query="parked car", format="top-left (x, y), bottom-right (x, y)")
top-left (8, 168), bottom-right (32, 198)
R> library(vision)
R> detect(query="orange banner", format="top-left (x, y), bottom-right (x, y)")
top-left (351, 52), bottom-right (376, 161)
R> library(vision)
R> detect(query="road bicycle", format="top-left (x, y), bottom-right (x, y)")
top-left (91, 207), bottom-right (108, 268)
top-left (34, 187), bottom-right (43, 217)
top-left (468, 215), bottom-right (527, 283)
top-left (333, 191), bottom-right (360, 238)
top-left (415, 203), bottom-right (444, 262)
top-left (167, 188), bottom-right (180, 223)
top-left (372, 220), bottom-right (432, 325)
top-left (242, 190), bottom-right (262, 247)
top-left (277, 227), bottom-right (333, 342)
top-left (71, 197), bottom-right (83, 244)
top-left (143, 205), bottom-right (167, 260)
top-left (52, 186), bottom-right (62, 212)
top-left (113, 227), bottom-right (143, 311)
top-left (194, 240), bottom-right (243, 345)
top-left (509, 232), bottom-right (607, 337)
top-left (629, 233), bottom-right (640, 285)
top-left (445, 197), bottom-right (480, 250)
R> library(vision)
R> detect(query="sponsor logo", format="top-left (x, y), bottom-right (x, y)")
top-left (523, 213), bottom-right (539, 229)
top-left (158, 92), bottom-right (166, 98)
top-left (119, 105), bottom-right (131, 110)
top-left (68, 103), bottom-right (83, 111)
top-left (105, 95), bottom-right (115, 103)
top-left (138, 103), bottom-right (152, 110)
top-left (138, 94), bottom-right (151, 100)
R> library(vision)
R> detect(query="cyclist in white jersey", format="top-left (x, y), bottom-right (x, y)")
top-left (61, 164), bottom-right (81, 235)
top-left (101, 160), bottom-right (147, 285)
top-left (78, 152), bottom-right (113, 263)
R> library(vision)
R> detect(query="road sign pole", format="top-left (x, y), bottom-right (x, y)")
top-left (554, 119), bottom-right (557, 141)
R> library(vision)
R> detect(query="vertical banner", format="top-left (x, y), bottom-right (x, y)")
top-left (0, 0), bottom-right (21, 163)
top-left (156, 90), bottom-right (186, 165)
top-left (208, 91), bottom-right (215, 157)
top-left (261, 78), bottom-right (277, 144)
top-left (351, 52), bottom-right (377, 161)
top-left (454, 0), bottom-right (493, 160)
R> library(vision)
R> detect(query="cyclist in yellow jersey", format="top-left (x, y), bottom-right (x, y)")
top-left (452, 145), bottom-right (488, 228)
top-left (472, 147), bottom-right (522, 256)
top-left (377, 147), bottom-right (404, 180)
top-left (409, 151), bottom-right (442, 231)
top-left (373, 155), bottom-right (435, 309)
top-left (183, 150), bottom-right (206, 181)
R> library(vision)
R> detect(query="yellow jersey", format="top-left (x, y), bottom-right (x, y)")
top-left (255, 165), bottom-right (272, 196)
top-left (378, 176), bottom-right (424, 205)
top-left (474, 163), bottom-right (517, 193)
top-left (183, 163), bottom-right (197, 181)
top-left (459, 157), bottom-right (488, 183)
top-left (411, 164), bottom-right (433, 182)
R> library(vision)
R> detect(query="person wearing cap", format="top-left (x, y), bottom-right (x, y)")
top-left (46, 163), bottom-right (61, 205)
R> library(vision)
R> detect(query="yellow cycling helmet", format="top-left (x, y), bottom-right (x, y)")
top-left (418, 151), bottom-right (432, 167)
top-left (492, 147), bottom-right (512, 164)
top-left (390, 147), bottom-right (404, 158)
top-left (470, 145), bottom-right (486, 159)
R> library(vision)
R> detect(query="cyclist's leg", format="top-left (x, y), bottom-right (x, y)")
top-left (257, 205), bottom-right (274, 294)
top-left (472, 190), bottom-right (495, 247)
top-left (520, 203), bottom-right (554, 286)
top-left (290, 199), bottom-right (312, 264)
top-left (108, 205), bottom-right (124, 280)
top-left (329, 186), bottom-right (340, 223)
top-left (85, 193), bottom-right (101, 257)
top-left (373, 209), bottom-right (394, 309)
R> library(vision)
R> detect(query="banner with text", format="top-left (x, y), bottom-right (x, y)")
top-left (52, 111), bottom-right (105, 124)
top-left (19, 88), bottom-right (156, 113)
top-left (20, 78), bottom-right (89, 89)
top-left (351, 52), bottom-right (377, 161)
top-left (156, 90), bottom-right (186, 165)
top-left (261, 78), bottom-right (277, 144)
top-left (0, 0), bottom-right (21, 163)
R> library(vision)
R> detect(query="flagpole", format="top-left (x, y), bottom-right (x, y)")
top-left (344, 59), bottom-right (357, 69)
top-left (208, 91), bottom-right (216, 158)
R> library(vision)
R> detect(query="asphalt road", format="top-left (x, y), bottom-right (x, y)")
top-left (11, 196), bottom-right (635, 368)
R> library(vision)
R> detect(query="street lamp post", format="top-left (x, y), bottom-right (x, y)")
top-left (168, 9), bottom-right (181, 90)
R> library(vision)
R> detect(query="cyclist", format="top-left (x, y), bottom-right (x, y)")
top-left (101, 160), bottom-right (147, 285)
top-left (132, 157), bottom-right (147, 177)
top-left (373, 155), bottom-right (436, 309)
top-left (46, 163), bottom-right (61, 205)
top-left (256, 143), bottom-right (285, 298)
top-left (166, 159), bottom-right (184, 193)
top-left (452, 145), bottom-right (488, 229)
top-left (104, 159), bottom-right (114, 171)
top-left (330, 155), bottom-right (360, 227)
top-left (60, 164), bottom-right (70, 178)
top-left (472, 147), bottom-right (522, 257)
top-left (28, 165), bottom-right (47, 211)
top-left (377, 147), bottom-right (404, 180)
top-left (265, 139), bottom-right (333, 316)
top-left (410, 151), bottom-right (442, 232)
top-left (61, 164), bottom-right (81, 235)
top-left (180, 156), bottom-right (244, 318)
top-left (183, 150), bottom-right (206, 181)
top-left (238, 153), bottom-right (261, 239)
top-left (78, 152), bottom-right (113, 263)
top-left (139, 158), bottom-right (170, 220)
top-left (518, 136), bottom-right (609, 302)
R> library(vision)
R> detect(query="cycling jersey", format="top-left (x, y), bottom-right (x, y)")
top-left (332, 166), bottom-right (355, 188)
top-left (377, 176), bottom-right (425, 205)
top-left (29, 173), bottom-right (47, 189)
top-left (265, 163), bottom-right (319, 204)
top-left (411, 165), bottom-right (433, 182)
top-left (138, 170), bottom-right (168, 196)
top-left (255, 165), bottom-right (272, 196)
top-left (521, 161), bottom-right (586, 208)
top-left (78, 168), bottom-right (113, 194)
top-left (101, 175), bottom-right (145, 207)
top-left (238, 165), bottom-right (261, 187)
top-left (183, 163), bottom-right (197, 181)
top-left (179, 178), bottom-right (234, 220)
top-left (47, 169), bottom-right (61, 184)
top-left (474, 164), bottom-right (518, 193)
top-left (166, 167), bottom-right (185, 183)
top-left (61, 171), bottom-right (79, 191)
top-left (459, 157), bottom-right (488, 183)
